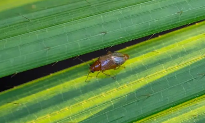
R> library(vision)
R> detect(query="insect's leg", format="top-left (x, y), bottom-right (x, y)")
top-left (85, 76), bottom-right (89, 82)
top-left (118, 65), bottom-right (126, 69)
top-left (85, 71), bottom-right (91, 82)
top-left (114, 67), bottom-right (120, 70)
top-left (114, 65), bottom-right (125, 70)
top-left (96, 71), bottom-right (101, 78)
top-left (101, 71), bottom-right (116, 80)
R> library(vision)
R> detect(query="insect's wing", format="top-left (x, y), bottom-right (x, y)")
top-left (99, 54), bottom-right (117, 70)
top-left (111, 52), bottom-right (125, 65)
top-left (99, 52), bottom-right (125, 71)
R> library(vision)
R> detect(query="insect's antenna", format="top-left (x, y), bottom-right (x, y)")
top-left (11, 72), bottom-right (18, 78)
top-left (147, 33), bottom-right (155, 40)
top-left (73, 56), bottom-right (95, 82)
top-left (52, 61), bottom-right (58, 66)
top-left (105, 45), bottom-right (113, 52)
top-left (73, 56), bottom-right (90, 67)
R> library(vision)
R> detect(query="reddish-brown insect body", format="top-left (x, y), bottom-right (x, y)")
top-left (84, 51), bottom-right (129, 82)
top-left (90, 51), bottom-right (129, 73)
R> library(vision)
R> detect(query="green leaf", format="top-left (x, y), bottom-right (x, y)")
top-left (1, 0), bottom-right (205, 78)
top-left (136, 94), bottom-right (205, 123)
top-left (1, 18), bottom-right (205, 123)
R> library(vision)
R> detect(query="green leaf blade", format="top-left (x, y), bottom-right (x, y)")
top-left (1, 19), bottom-right (205, 123)
top-left (1, 0), bottom-right (205, 77)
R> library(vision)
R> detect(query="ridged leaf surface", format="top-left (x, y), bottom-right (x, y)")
top-left (0, 19), bottom-right (205, 123)
top-left (0, 0), bottom-right (205, 77)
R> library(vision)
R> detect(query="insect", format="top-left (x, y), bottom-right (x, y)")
top-left (85, 51), bottom-right (129, 82)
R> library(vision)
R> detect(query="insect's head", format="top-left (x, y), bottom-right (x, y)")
top-left (88, 63), bottom-right (94, 73)
top-left (89, 60), bottom-right (101, 73)
top-left (89, 65), bottom-right (95, 73)
top-left (90, 69), bottom-right (95, 73)
top-left (124, 54), bottom-right (129, 60)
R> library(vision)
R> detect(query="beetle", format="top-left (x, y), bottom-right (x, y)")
top-left (85, 51), bottom-right (129, 82)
